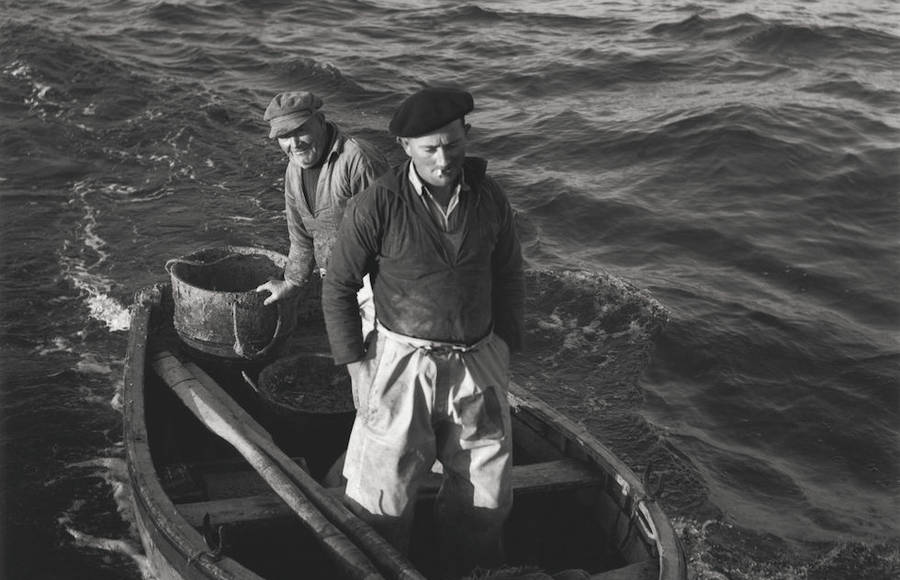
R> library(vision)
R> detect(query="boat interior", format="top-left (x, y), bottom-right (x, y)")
top-left (136, 287), bottom-right (662, 580)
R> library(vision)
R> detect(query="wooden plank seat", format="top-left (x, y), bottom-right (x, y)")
top-left (177, 458), bottom-right (602, 527)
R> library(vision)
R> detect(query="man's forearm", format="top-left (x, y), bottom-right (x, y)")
top-left (322, 276), bottom-right (367, 365)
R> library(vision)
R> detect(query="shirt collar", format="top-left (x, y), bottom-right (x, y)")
top-left (323, 121), bottom-right (344, 163)
top-left (408, 162), bottom-right (469, 198)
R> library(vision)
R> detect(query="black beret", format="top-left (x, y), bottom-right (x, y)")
top-left (389, 87), bottom-right (474, 138)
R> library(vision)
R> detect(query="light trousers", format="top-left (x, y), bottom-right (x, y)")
top-left (343, 325), bottom-right (513, 578)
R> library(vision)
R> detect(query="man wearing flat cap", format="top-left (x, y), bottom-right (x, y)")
top-left (256, 91), bottom-right (387, 335)
top-left (323, 86), bottom-right (525, 578)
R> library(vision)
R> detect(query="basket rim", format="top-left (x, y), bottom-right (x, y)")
top-left (257, 353), bottom-right (355, 416)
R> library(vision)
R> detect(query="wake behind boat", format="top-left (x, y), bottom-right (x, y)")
top-left (122, 247), bottom-right (685, 579)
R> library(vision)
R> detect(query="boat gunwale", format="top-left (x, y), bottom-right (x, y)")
top-left (506, 384), bottom-right (686, 580)
top-left (124, 284), bottom-right (265, 580)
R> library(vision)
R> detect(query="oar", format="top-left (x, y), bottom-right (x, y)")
top-left (151, 350), bottom-right (425, 580)
top-left (183, 361), bottom-right (273, 443)
top-left (152, 350), bottom-right (379, 579)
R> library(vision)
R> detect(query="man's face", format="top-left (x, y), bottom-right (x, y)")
top-left (400, 120), bottom-right (468, 190)
top-left (277, 114), bottom-right (328, 168)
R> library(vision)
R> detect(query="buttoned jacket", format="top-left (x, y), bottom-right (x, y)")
top-left (283, 122), bottom-right (388, 286)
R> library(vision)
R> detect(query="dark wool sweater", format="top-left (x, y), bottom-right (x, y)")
top-left (323, 157), bottom-right (525, 365)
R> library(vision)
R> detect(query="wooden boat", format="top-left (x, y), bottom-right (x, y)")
top-left (123, 272), bottom-right (686, 580)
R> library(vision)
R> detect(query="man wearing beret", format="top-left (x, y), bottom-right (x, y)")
top-left (322, 87), bottom-right (525, 578)
top-left (256, 91), bottom-right (387, 333)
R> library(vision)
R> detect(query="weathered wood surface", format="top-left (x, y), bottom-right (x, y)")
top-left (177, 457), bottom-right (603, 526)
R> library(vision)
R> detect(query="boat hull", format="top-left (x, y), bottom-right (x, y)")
top-left (123, 279), bottom-right (686, 579)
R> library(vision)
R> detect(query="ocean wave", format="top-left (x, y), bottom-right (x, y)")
top-left (513, 268), bottom-right (669, 390)
top-left (639, 211), bottom-right (900, 329)
top-left (267, 57), bottom-right (369, 96)
top-left (488, 54), bottom-right (698, 97)
top-left (736, 20), bottom-right (900, 63)
top-left (650, 12), bottom-right (766, 40)
top-left (800, 76), bottom-right (900, 109)
top-left (61, 457), bottom-right (153, 578)
top-left (650, 11), bottom-right (900, 59)
top-left (1, 20), bottom-right (139, 103)
top-left (675, 517), bottom-right (900, 580)
top-left (395, 2), bottom-right (614, 29)
top-left (57, 181), bottom-right (132, 332)
top-left (371, 3), bottom-right (505, 22)
top-left (515, 103), bottom-right (809, 176)
top-left (145, 0), bottom-right (221, 25)
top-left (2, 23), bottom-right (275, 200)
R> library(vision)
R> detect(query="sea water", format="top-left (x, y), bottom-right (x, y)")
top-left (1, 1), bottom-right (898, 578)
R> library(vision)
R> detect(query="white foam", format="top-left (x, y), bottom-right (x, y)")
top-left (5, 60), bottom-right (59, 118)
top-left (65, 527), bottom-right (155, 578)
top-left (85, 292), bottom-right (132, 332)
top-left (61, 457), bottom-right (157, 578)
top-left (109, 391), bottom-right (123, 412)
top-left (58, 181), bottom-right (132, 332)
top-left (37, 336), bottom-right (75, 355)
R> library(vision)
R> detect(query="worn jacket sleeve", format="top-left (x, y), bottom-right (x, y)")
top-left (343, 138), bottom-right (388, 202)
top-left (283, 169), bottom-right (315, 286)
top-left (322, 192), bottom-right (380, 364)
top-left (488, 177), bottom-right (526, 352)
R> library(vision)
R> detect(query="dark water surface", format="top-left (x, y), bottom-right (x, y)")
top-left (1, 1), bottom-right (898, 578)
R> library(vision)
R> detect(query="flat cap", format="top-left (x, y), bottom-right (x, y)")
top-left (264, 91), bottom-right (323, 139)
top-left (389, 87), bottom-right (474, 138)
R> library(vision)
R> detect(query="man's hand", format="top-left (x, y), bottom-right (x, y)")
top-left (255, 279), bottom-right (300, 306)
